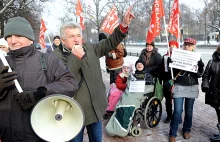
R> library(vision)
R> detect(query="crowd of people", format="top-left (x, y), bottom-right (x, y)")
top-left (0, 9), bottom-right (220, 142)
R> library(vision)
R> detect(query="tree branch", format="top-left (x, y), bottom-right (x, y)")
top-left (209, 24), bottom-right (220, 31)
top-left (0, 0), bottom-right (14, 14)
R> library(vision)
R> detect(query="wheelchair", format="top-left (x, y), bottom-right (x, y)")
top-left (128, 74), bottom-right (163, 137)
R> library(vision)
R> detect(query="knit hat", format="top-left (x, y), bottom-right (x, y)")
top-left (184, 38), bottom-right (196, 45)
top-left (169, 40), bottom-right (178, 47)
top-left (4, 16), bottom-right (35, 41)
top-left (146, 42), bottom-right (155, 48)
top-left (53, 35), bottom-right (60, 41)
top-left (135, 59), bottom-right (145, 67)
top-left (135, 59), bottom-right (146, 71)
top-left (0, 38), bottom-right (8, 48)
top-left (99, 33), bottom-right (107, 41)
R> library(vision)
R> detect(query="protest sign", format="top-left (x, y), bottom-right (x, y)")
top-left (169, 48), bottom-right (201, 73)
top-left (129, 80), bottom-right (145, 92)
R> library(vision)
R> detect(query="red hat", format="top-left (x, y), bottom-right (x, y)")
top-left (169, 40), bottom-right (178, 47)
top-left (184, 38), bottom-right (196, 45)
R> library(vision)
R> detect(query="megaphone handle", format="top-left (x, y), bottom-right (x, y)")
top-left (0, 54), bottom-right (23, 93)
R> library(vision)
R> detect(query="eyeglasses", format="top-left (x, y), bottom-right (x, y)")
top-left (183, 43), bottom-right (194, 47)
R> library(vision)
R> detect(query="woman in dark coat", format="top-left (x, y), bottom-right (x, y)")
top-left (202, 45), bottom-right (220, 142)
top-left (138, 42), bottom-right (162, 77)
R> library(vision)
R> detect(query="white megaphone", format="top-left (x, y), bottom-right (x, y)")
top-left (31, 94), bottom-right (84, 142)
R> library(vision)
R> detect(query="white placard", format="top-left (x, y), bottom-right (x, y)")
top-left (169, 48), bottom-right (201, 73)
top-left (129, 80), bottom-right (145, 92)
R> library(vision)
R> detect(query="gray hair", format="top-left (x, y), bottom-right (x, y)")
top-left (60, 21), bottom-right (82, 39)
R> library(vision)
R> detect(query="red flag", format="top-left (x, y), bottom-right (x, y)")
top-left (168, 0), bottom-right (180, 39)
top-left (39, 19), bottom-right (47, 48)
top-left (100, 6), bottom-right (119, 34)
top-left (146, 0), bottom-right (165, 43)
top-left (76, 0), bottom-right (85, 30)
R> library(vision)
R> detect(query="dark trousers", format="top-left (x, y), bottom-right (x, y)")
top-left (163, 86), bottom-right (172, 118)
top-left (109, 68), bottom-right (122, 84)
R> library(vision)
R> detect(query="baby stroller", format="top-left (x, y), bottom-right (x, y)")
top-left (105, 73), bottom-right (162, 137)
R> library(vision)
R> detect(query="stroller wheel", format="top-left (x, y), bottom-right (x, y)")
top-left (144, 97), bottom-right (162, 129)
top-left (131, 126), bottom-right (142, 137)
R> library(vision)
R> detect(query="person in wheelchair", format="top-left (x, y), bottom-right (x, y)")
top-left (103, 62), bottom-right (132, 119)
top-left (105, 59), bottom-right (162, 137)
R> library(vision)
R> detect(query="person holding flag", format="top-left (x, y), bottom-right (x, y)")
top-left (159, 40), bottom-right (179, 124)
top-left (53, 6), bottom-right (135, 142)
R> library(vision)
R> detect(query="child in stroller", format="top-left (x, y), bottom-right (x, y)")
top-left (105, 60), bottom-right (162, 137)
top-left (103, 62), bottom-right (132, 119)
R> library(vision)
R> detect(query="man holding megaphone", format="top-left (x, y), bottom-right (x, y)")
top-left (0, 16), bottom-right (79, 142)
top-left (53, 6), bottom-right (135, 142)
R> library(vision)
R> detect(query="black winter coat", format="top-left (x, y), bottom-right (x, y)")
top-left (202, 51), bottom-right (220, 107)
top-left (138, 48), bottom-right (162, 77)
top-left (0, 45), bottom-right (78, 142)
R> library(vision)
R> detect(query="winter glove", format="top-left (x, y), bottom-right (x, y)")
top-left (0, 66), bottom-right (18, 92)
top-left (202, 87), bottom-right (209, 93)
top-left (14, 87), bottom-right (47, 110)
top-left (107, 53), bottom-right (113, 58)
top-left (106, 68), bottom-right (110, 73)
top-left (197, 59), bottom-right (204, 72)
top-left (167, 57), bottom-right (173, 64)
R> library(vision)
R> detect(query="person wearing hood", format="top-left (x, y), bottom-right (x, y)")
top-left (0, 38), bottom-right (9, 56)
top-left (201, 45), bottom-right (220, 142)
top-left (161, 40), bottom-right (179, 124)
top-left (0, 16), bottom-right (78, 142)
top-left (103, 62), bottom-right (132, 118)
top-left (138, 42), bottom-right (162, 77)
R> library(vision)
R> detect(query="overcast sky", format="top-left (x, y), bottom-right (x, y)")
top-left (43, 0), bottom-right (206, 35)
top-left (181, 0), bottom-right (205, 10)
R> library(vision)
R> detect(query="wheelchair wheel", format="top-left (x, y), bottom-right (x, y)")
top-left (131, 126), bottom-right (142, 137)
top-left (144, 97), bottom-right (162, 129)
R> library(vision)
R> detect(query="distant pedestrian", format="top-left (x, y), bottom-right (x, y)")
top-left (47, 35), bottom-right (61, 53)
top-left (201, 45), bottom-right (220, 141)
top-left (207, 36), bottom-right (210, 44)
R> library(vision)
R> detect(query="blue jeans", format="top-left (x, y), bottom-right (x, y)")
top-left (70, 121), bottom-right (102, 142)
top-left (169, 97), bottom-right (195, 137)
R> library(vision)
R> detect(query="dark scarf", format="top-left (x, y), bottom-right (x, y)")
top-left (145, 51), bottom-right (152, 65)
top-left (9, 44), bottom-right (35, 58)
top-left (134, 69), bottom-right (146, 80)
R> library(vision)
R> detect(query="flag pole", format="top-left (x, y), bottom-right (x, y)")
top-left (177, 14), bottom-right (180, 48)
top-left (45, 31), bottom-right (54, 51)
top-left (0, 54), bottom-right (23, 93)
top-left (163, 17), bottom-right (174, 79)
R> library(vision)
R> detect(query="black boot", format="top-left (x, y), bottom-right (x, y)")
top-left (164, 116), bottom-right (171, 123)
top-left (211, 135), bottom-right (220, 142)
top-left (211, 124), bottom-right (220, 142)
